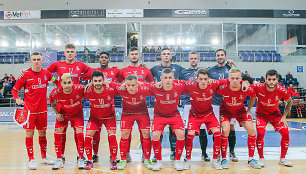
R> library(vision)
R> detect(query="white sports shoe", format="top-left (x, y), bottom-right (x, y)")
top-left (52, 158), bottom-right (64, 170)
top-left (41, 158), bottom-right (55, 165)
top-left (279, 158), bottom-right (293, 167)
top-left (152, 160), bottom-right (163, 171)
top-left (183, 159), bottom-right (191, 170)
top-left (211, 159), bottom-right (222, 170)
top-left (28, 159), bottom-right (37, 170)
top-left (78, 159), bottom-right (85, 169)
top-left (174, 160), bottom-right (184, 171)
top-left (258, 158), bottom-right (265, 167)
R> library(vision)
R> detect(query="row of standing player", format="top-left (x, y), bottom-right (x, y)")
top-left (12, 45), bottom-right (293, 171)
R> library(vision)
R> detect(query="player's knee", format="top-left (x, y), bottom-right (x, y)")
top-left (221, 126), bottom-right (230, 136)
top-left (152, 132), bottom-right (161, 141)
top-left (141, 130), bottom-right (150, 138)
top-left (121, 130), bottom-right (131, 139)
top-left (187, 130), bottom-right (196, 136)
top-left (176, 130), bottom-right (185, 140)
top-left (38, 130), bottom-right (46, 136)
top-left (26, 130), bottom-right (34, 137)
top-left (75, 127), bottom-right (83, 133)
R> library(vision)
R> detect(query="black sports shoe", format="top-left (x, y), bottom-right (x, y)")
top-left (230, 151), bottom-right (238, 162)
top-left (109, 155), bottom-right (120, 163)
top-left (201, 153), bottom-right (210, 162)
top-left (92, 154), bottom-right (99, 163)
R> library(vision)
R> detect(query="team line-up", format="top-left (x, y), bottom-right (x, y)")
top-left (12, 44), bottom-right (293, 171)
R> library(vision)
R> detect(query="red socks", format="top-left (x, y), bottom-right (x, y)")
top-left (25, 137), bottom-right (34, 161)
top-left (120, 138), bottom-right (129, 160)
top-left (54, 133), bottom-right (62, 159)
top-left (39, 136), bottom-right (47, 159)
top-left (175, 139), bottom-right (185, 160)
top-left (108, 134), bottom-right (118, 161)
top-left (152, 140), bottom-right (162, 160)
top-left (76, 132), bottom-right (84, 159)
top-left (85, 135), bottom-right (93, 161)
top-left (185, 134), bottom-right (195, 160)
top-left (93, 129), bottom-right (101, 155)
top-left (248, 135), bottom-right (256, 158)
top-left (221, 135), bottom-right (228, 159)
top-left (142, 137), bottom-right (152, 160)
top-left (213, 131), bottom-right (221, 159)
top-left (256, 128), bottom-right (266, 159)
top-left (279, 128), bottom-right (290, 158)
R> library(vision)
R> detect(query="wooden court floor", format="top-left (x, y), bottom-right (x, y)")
top-left (0, 120), bottom-right (305, 174)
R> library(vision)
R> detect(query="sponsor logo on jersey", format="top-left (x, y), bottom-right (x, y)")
top-left (32, 84), bottom-right (47, 89)
top-left (71, 74), bottom-right (78, 77)
top-left (174, 92), bottom-right (178, 97)
top-left (275, 96), bottom-right (279, 101)
top-left (196, 96), bottom-right (212, 101)
top-left (160, 100), bottom-right (176, 104)
top-left (27, 79), bottom-right (34, 81)
top-left (64, 101), bottom-right (81, 108)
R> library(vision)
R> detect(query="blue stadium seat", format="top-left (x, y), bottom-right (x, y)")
top-left (249, 55), bottom-right (254, 62)
top-left (175, 54), bottom-right (181, 62)
top-left (143, 54), bottom-right (149, 62)
top-left (110, 54), bottom-right (117, 62)
top-left (255, 53), bottom-right (262, 62)
top-left (205, 56), bottom-right (211, 61)
top-left (0, 57), bottom-right (4, 64)
top-left (262, 55), bottom-right (268, 62)
top-left (117, 54), bottom-right (124, 62)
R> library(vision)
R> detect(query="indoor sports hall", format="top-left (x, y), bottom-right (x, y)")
top-left (0, 0), bottom-right (306, 173)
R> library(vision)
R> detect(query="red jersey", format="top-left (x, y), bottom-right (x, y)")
top-left (287, 87), bottom-right (295, 96)
top-left (250, 83), bottom-right (291, 116)
top-left (47, 60), bottom-right (91, 85)
top-left (84, 86), bottom-right (118, 119)
top-left (12, 68), bottom-right (53, 113)
top-left (149, 83), bottom-right (186, 117)
top-left (49, 84), bottom-right (85, 117)
top-left (110, 82), bottom-right (150, 115)
top-left (82, 67), bottom-right (120, 82)
top-left (179, 79), bottom-right (227, 116)
top-left (118, 65), bottom-right (154, 83)
top-left (217, 81), bottom-right (255, 114)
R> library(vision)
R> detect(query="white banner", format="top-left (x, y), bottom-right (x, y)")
top-left (106, 9), bottom-right (143, 18)
top-left (4, 10), bottom-right (41, 20)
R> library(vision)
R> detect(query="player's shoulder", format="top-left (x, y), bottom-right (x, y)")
top-left (219, 82), bottom-right (228, 89)
top-left (276, 85), bottom-right (288, 92)
top-left (253, 83), bottom-right (265, 88)
top-left (51, 87), bottom-right (62, 96)
top-left (73, 84), bottom-right (85, 89)
top-left (105, 86), bottom-right (115, 91)
top-left (172, 63), bottom-right (183, 69)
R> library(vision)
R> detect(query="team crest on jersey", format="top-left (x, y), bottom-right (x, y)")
top-left (76, 66), bottom-right (80, 71)
top-left (76, 95), bottom-right (80, 99)
top-left (107, 95), bottom-right (111, 101)
top-left (44, 75), bottom-right (47, 81)
top-left (210, 89), bottom-right (213, 94)
top-left (140, 95), bottom-right (143, 100)
top-left (111, 71), bottom-right (114, 75)
top-left (275, 96), bottom-right (279, 101)
top-left (174, 92), bottom-right (178, 97)
top-left (141, 70), bottom-right (144, 74)
top-left (240, 94), bottom-right (243, 100)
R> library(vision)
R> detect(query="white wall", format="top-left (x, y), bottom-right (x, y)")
top-left (1, 0), bottom-right (306, 10)
top-left (2, 60), bottom-right (305, 87)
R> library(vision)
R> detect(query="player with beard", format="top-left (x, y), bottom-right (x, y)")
top-left (250, 70), bottom-right (293, 167)
top-left (81, 51), bottom-right (120, 163)
top-left (83, 71), bottom-right (119, 170)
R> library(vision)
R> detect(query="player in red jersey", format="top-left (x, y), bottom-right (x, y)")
top-left (49, 73), bottom-right (86, 170)
top-left (47, 44), bottom-right (91, 161)
top-left (82, 71), bottom-right (119, 170)
top-left (117, 47), bottom-right (154, 162)
top-left (175, 69), bottom-right (226, 170)
top-left (108, 75), bottom-right (153, 170)
top-left (118, 47), bottom-right (154, 83)
top-left (216, 68), bottom-right (261, 169)
top-left (149, 68), bottom-right (186, 171)
top-left (81, 51), bottom-right (120, 163)
top-left (12, 52), bottom-right (56, 170)
top-left (250, 69), bottom-right (293, 167)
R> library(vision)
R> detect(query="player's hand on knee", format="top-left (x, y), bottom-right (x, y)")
top-left (280, 117), bottom-right (288, 127)
top-left (156, 82), bottom-right (162, 88)
top-left (56, 113), bottom-right (64, 122)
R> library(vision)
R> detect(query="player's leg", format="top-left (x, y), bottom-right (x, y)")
top-left (171, 116), bottom-right (185, 171)
top-left (151, 117), bottom-right (165, 171)
top-left (240, 120), bottom-right (261, 169)
top-left (23, 114), bottom-right (38, 170)
top-left (61, 127), bottom-right (67, 161)
top-left (105, 117), bottom-right (118, 170)
top-left (256, 117), bottom-right (268, 167)
top-left (220, 120), bottom-right (230, 169)
top-left (35, 112), bottom-right (54, 165)
top-left (271, 119), bottom-right (292, 167)
top-left (118, 129), bottom-right (131, 170)
top-left (84, 118), bottom-right (99, 170)
top-left (169, 126), bottom-right (177, 160)
top-left (92, 127), bottom-right (101, 162)
top-left (199, 128), bottom-right (210, 161)
top-left (210, 127), bottom-right (222, 170)
top-left (229, 120), bottom-right (238, 162)
top-left (71, 116), bottom-right (85, 169)
top-left (184, 129), bottom-right (196, 170)
top-left (137, 115), bottom-right (152, 169)
top-left (52, 124), bottom-right (66, 170)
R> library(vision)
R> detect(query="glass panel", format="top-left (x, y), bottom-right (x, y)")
top-left (238, 24), bottom-right (275, 45)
